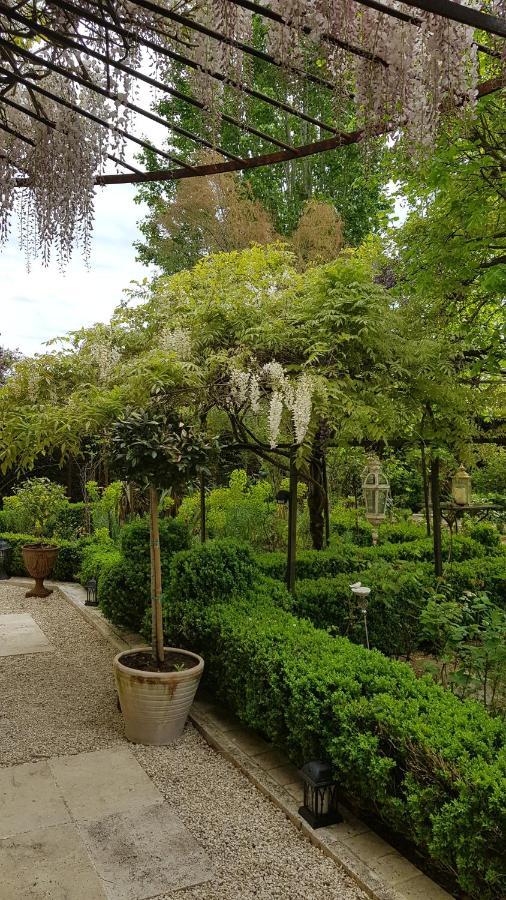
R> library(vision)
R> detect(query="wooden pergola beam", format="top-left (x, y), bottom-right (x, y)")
top-left (87, 72), bottom-right (503, 187)
top-left (353, 0), bottom-right (506, 38)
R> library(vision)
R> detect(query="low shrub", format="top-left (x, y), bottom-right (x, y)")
top-left (52, 502), bottom-right (89, 539)
top-left (0, 531), bottom-right (84, 581)
top-left (94, 516), bottom-right (190, 631)
top-left (465, 521), bottom-right (502, 550)
top-left (164, 543), bottom-right (506, 899)
top-left (294, 561), bottom-right (433, 657)
top-left (79, 537), bottom-right (123, 587)
top-left (376, 522), bottom-right (425, 544)
top-left (256, 546), bottom-right (362, 581)
top-left (329, 506), bottom-right (373, 545)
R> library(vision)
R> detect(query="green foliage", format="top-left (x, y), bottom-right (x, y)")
top-left (164, 543), bottom-right (506, 898)
top-left (329, 506), bottom-right (373, 546)
top-left (420, 591), bottom-right (506, 716)
top-left (0, 532), bottom-right (83, 581)
top-left (109, 406), bottom-right (211, 491)
top-left (168, 540), bottom-right (258, 608)
top-left (78, 536), bottom-right (123, 587)
top-left (93, 517), bottom-right (190, 630)
top-left (51, 502), bottom-right (88, 539)
top-left (85, 480), bottom-right (123, 539)
top-left (464, 522), bottom-right (501, 550)
top-left (5, 477), bottom-right (68, 538)
top-left (376, 522), bottom-right (425, 544)
top-left (177, 469), bottom-right (285, 549)
top-left (294, 562), bottom-right (432, 658)
top-left (256, 546), bottom-right (362, 581)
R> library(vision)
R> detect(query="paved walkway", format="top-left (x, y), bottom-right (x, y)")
top-left (0, 583), bottom-right (367, 900)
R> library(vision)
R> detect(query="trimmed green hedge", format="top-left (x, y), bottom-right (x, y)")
top-left (0, 532), bottom-right (84, 581)
top-left (164, 542), bottom-right (506, 899)
top-left (92, 517), bottom-right (190, 630)
top-left (294, 561), bottom-right (432, 657)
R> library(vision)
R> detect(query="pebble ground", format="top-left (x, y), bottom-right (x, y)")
top-left (0, 583), bottom-right (365, 900)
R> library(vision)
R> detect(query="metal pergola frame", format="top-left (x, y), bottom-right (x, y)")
top-left (0, 0), bottom-right (504, 187)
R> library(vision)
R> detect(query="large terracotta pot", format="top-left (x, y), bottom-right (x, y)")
top-left (22, 544), bottom-right (59, 598)
top-left (114, 647), bottom-right (204, 745)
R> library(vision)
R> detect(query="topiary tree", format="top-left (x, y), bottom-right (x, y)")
top-left (109, 404), bottom-right (210, 667)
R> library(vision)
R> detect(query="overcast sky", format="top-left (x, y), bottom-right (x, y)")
top-left (1, 184), bottom-right (152, 357)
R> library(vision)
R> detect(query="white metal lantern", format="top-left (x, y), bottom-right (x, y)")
top-left (362, 457), bottom-right (390, 525)
top-left (451, 465), bottom-right (472, 507)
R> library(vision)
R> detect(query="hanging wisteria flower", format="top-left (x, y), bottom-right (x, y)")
top-left (159, 327), bottom-right (193, 360)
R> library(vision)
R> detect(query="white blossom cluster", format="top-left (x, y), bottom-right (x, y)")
top-left (159, 326), bottom-right (193, 359)
top-left (229, 361), bottom-right (314, 448)
top-left (89, 338), bottom-right (120, 382)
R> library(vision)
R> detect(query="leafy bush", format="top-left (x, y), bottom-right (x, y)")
top-left (329, 506), bottom-right (373, 545)
top-left (376, 521), bottom-right (425, 544)
top-left (465, 522), bottom-right (501, 550)
top-left (294, 562), bottom-right (432, 657)
top-left (256, 546), bottom-right (362, 581)
top-left (2, 478), bottom-right (69, 538)
top-left (442, 556), bottom-right (506, 608)
top-left (164, 546), bottom-right (506, 899)
top-left (177, 469), bottom-right (286, 550)
top-left (0, 532), bottom-right (83, 580)
top-left (52, 502), bottom-right (89, 539)
top-left (79, 536), bottom-right (123, 587)
top-left (93, 517), bottom-right (190, 631)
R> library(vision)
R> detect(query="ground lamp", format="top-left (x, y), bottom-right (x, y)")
top-left (363, 457), bottom-right (390, 529)
top-left (451, 465), bottom-right (472, 507)
top-left (350, 582), bottom-right (371, 650)
top-left (298, 760), bottom-right (341, 829)
top-left (0, 540), bottom-right (11, 580)
top-left (85, 577), bottom-right (98, 607)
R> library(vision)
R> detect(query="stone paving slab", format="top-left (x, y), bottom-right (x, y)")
top-left (0, 747), bottom-right (212, 900)
top-left (49, 747), bottom-right (162, 822)
top-left (0, 761), bottom-right (70, 839)
top-left (0, 823), bottom-right (107, 900)
top-left (0, 613), bottom-right (53, 657)
top-left (80, 804), bottom-right (211, 900)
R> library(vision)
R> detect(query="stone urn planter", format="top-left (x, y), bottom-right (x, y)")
top-left (22, 544), bottom-right (60, 598)
top-left (113, 647), bottom-right (204, 745)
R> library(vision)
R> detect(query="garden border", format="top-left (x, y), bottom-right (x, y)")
top-left (11, 576), bottom-right (452, 900)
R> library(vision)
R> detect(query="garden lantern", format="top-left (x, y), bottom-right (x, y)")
top-left (298, 760), bottom-right (341, 829)
top-left (362, 456), bottom-right (390, 525)
top-left (451, 465), bottom-right (472, 507)
top-left (350, 583), bottom-right (371, 650)
top-left (0, 540), bottom-right (11, 580)
top-left (86, 577), bottom-right (98, 607)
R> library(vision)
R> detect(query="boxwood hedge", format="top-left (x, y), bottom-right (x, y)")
top-left (164, 541), bottom-right (506, 899)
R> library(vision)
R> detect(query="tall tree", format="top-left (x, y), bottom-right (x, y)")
top-left (135, 37), bottom-right (389, 272)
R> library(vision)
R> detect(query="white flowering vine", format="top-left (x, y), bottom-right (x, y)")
top-left (0, 0), bottom-right (502, 264)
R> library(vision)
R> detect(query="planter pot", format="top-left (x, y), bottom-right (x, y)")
top-left (113, 647), bottom-right (204, 745)
top-left (22, 544), bottom-right (60, 598)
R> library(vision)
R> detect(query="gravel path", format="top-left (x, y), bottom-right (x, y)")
top-left (0, 583), bottom-right (365, 900)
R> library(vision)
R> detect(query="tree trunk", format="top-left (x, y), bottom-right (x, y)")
top-left (430, 455), bottom-right (443, 578)
top-left (200, 471), bottom-right (206, 543)
top-left (287, 450), bottom-right (298, 594)
top-left (307, 437), bottom-right (327, 550)
top-left (149, 485), bottom-right (164, 666)
top-left (421, 443), bottom-right (431, 537)
top-left (322, 452), bottom-right (330, 547)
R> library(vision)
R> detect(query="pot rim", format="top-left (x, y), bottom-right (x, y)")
top-left (114, 646), bottom-right (204, 681)
top-left (22, 543), bottom-right (59, 551)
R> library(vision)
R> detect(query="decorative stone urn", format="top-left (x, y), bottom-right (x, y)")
top-left (22, 544), bottom-right (59, 598)
top-left (113, 647), bottom-right (204, 745)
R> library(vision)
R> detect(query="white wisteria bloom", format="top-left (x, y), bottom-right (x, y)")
top-left (159, 327), bottom-right (192, 360)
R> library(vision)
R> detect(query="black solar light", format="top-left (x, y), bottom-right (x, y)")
top-left (0, 540), bottom-right (11, 580)
top-left (299, 760), bottom-right (341, 829)
top-left (85, 576), bottom-right (98, 606)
